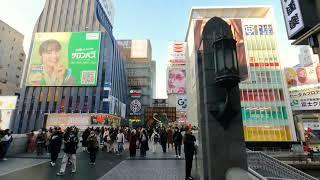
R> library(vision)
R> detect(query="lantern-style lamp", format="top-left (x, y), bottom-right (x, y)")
top-left (212, 20), bottom-right (240, 89)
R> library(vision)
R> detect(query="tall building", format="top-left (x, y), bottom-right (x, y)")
top-left (12, 0), bottom-right (128, 133)
top-left (185, 6), bottom-right (297, 142)
top-left (0, 20), bottom-right (25, 96)
top-left (118, 39), bottom-right (154, 126)
top-left (151, 60), bottom-right (156, 98)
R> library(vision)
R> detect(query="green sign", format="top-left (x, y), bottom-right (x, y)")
top-left (241, 107), bottom-right (288, 121)
top-left (26, 32), bottom-right (101, 86)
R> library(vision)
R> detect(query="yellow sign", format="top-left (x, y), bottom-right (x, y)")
top-left (243, 126), bottom-right (292, 141)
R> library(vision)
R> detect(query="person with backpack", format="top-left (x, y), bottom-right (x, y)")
top-left (87, 131), bottom-right (99, 165)
top-left (57, 127), bottom-right (79, 176)
top-left (173, 127), bottom-right (183, 158)
top-left (116, 129), bottom-right (125, 155)
top-left (151, 130), bottom-right (160, 153)
top-left (48, 127), bottom-right (63, 167)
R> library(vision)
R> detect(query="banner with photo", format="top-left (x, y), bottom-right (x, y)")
top-left (0, 96), bottom-right (18, 130)
top-left (167, 68), bottom-right (186, 94)
top-left (27, 32), bottom-right (101, 86)
top-left (285, 65), bottom-right (319, 87)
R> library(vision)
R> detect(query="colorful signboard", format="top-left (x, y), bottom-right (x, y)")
top-left (26, 32), bottom-right (101, 86)
top-left (285, 65), bottom-right (319, 87)
top-left (289, 85), bottom-right (320, 110)
top-left (168, 41), bottom-right (187, 64)
top-left (46, 114), bottom-right (91, 130)
top-left (130, 99), bottom-right (141, 116)
top-left (241, 107), bottom-right (288, 121)
top-left (129, 89), bottom-right (142, 98)
top-left (176, 95), bottom-right (187, 111)
top-left (167, 68), bottom-right (186, 94)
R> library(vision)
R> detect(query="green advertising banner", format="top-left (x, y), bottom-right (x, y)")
top-left (241, 107), bottom-right (288, 122)
top-left (26, 32), bottom-right (101, 86)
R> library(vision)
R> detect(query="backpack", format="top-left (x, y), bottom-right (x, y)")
top-left (154, 134), bottom-right (160, 143)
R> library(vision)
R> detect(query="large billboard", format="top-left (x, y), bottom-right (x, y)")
top-left (176, 95), bottom-right (187, 111)
top-left (285, 65), bottom-right (319, 87)
top-left (130, 40), bottom-right (148, 59)
top-left (167, 68), bottom-right (186, 94)
top-left (168, 41), bottom-right (187, 64)
top-left (26, 32), bottom-right (101, 86)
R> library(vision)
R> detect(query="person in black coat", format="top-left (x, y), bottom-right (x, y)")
top-left (183, 127), bottom-right (196, 180)
top-left (49, 127), bottom-right (63, 167)
top-left (82, 128), bottom-right (90, 152)
top-left (139, 129), bottom-right (149, 157)
top-left (173, 127), bottom-right (183, 158)
top-left (57, 127), bottom-right (79, 176)
top-left (159, 128), bottom-right (168, 153)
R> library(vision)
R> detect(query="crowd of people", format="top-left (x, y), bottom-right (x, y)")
top-left (6, 125), bottom-right (197, 179)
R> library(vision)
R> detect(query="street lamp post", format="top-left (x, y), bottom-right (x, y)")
top-left (197, 17), bottom-right (248, 179)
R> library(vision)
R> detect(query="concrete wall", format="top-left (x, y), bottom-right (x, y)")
top-left (6, 134), bottom-right (28, 156)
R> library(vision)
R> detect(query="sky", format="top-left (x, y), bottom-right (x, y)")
top-left (0, 0), bottom-right (300, 99)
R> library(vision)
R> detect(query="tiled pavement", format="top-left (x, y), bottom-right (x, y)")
top-left (0, 143), bottom-right (199, 180)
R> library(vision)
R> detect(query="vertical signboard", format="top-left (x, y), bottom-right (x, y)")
top-left (176, 95), bottom-right (187, 111)
top-left (167, 68), bottom-right (186, 94)
top-left (280, 0), bottom-right (304, 39)
top-left (168, 41), bottom-right (187, 64)
top-left (0, 96), bottom-right (18, 130)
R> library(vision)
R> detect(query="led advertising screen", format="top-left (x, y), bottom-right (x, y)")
top-left (167, 68), bottom-right (186, 94)
top-left (26, 32), bottom-right (101, 86)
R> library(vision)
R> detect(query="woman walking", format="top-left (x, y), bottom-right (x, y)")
top-left (139, 129), bottom-right (149, 157)
top-left (129, 130), bottom-right (137, 157)
top-left (87, 131), bottom-right (99, 165)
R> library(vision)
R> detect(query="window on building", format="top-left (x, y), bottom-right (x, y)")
top-left (2, 27), bottom-right (4, 31)
top-left (11, 46), bottom-right (13, 50)
top-left (17, 67), bottom-right (21, 70)
top-left (16, 75), bottom-right (20, 79)
top-left (13, 38), bottom-right (16, 41)
top-left (5, 72), bottom-right (8, 76)
top-left (9, 55), bottom-right (12, 59)
top-left (7, 64), bottom-right (9, 67)
top-left (0, 89), bottom-right (1, 95)
top-left (19, 58), bottom-right (23, 62)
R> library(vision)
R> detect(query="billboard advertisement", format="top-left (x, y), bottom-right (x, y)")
top-left (289, 85), bottom-right (320, 110)
top-left (167, 68), bottom-right (186, 94)
top-left (26, 32), bottom-right (101, 86)
top-left (0, 96), bottom-right (17, 129)
top-left (129, 89), bottom-right (142, 98)
top-left (285, 65), bottom-right (320, 87)
top-left (130, 40), bottom-right (148, 59)
top-left (46, 114), bottom-right (91, 130)
top-left (176, 95), bottom-right (187, 111)
top-left (130, 99), bottom-right (142, 116)
top-left (194, 19), bottom-right (248, 81)
top-left (168, 41), bottom-right (186, 64)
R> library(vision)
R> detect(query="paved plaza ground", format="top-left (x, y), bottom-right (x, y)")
top-left (0, 143), bottom-right (199, 180)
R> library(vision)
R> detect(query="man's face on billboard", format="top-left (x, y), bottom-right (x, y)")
top-left (41, 44), bottom-right (60, 66)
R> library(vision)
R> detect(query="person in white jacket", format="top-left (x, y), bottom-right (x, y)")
top-left (150, 130), bottom-right (160, 153)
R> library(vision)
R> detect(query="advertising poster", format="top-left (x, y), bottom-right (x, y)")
top-left (285, 66), bottom-right (319, 87)
top-left (168, 41), bottom-right (186, 64)
top-left (289, 85), bottom-right (320, 110)
top-left (91, 114), bottom-right (120, 127)
top-left (0, 96), bottom-right (18, 130)
top-left (167, 68), bottom-right (186, 94)
top-left (27, 32), bottom-right (101, 86)
top-left (130, 99), bottom-right (141, 116)
top-left (46, 114), bottom-right (91, 130)
top-left (176, 95), bottom-right (187, 111)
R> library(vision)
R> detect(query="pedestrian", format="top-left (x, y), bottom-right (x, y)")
top-left (116, 129), bottom-right (125, 156)
top-left (150, 130), bottom-right (160, 153)
top-left (160, 128), bottom-right (168, 153)
top-left (48, 127), bottom-right (63, 167)
top-left (129, 129), bottom-right (137, 157)
top-left (57, 127), bottom-right (79, 176)
top-left (82, 128), bottom-right (90, 152)
top-left (167, 127), bottom-right (174, 150)
top-left (27, 130), bottom-right (36, 153)
top-left (107, 128), bottom-right (115, 153)
top-left (183, 127), bottom-right (196, 180)
top-left (173, 127), bottom-right (183, 158)
top-left (139, 129), bottom-right (149, 157)
top-left (45, 128), bottom-right (53, 153)
top-left (87, 131), bottom-right (99, 165)
top-left (36, 128), bottom-right (47, 155)
top-left (111, 128), bottom-right (118, 154)
top-left (0, 129), bottom-right (13, 160)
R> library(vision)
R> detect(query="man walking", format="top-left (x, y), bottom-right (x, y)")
top-left (87, 131), bottom-right (99, 165)
top-left (160, 128), bottom-right (167, 153)
top-left (150, 130), bottom-right (160, 153)
top-left (57, 127), bottom-right (79, 176)
top-left (173, 127), bottom-right (183, 158)
top-left (48, 127), bottom-right (63, 167)
top-left (183, 127), bottom-right (196, 180)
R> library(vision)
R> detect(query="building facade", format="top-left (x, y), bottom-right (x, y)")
top-left (185, 6), bottom-right (297, 142)
top-left (118, 39), bottom-right (154, 126)
top-left (12, 0), bottom-right (128, 133)
top-left (0, 20), bottom-right (25, 96)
